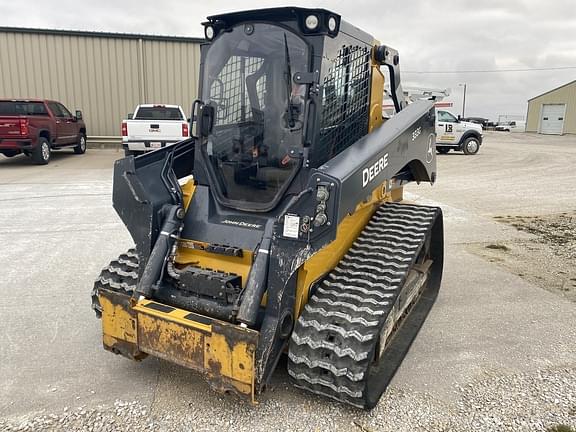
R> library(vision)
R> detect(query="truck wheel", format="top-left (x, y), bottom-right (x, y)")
top-left (436, 147), bottom-right (450, 154)
top-left (462, 137), bottom-right (480, 155)
top-left (74, 133), bottom-right (87, 154)
top-left (32, 137), bottom-right (51, 165)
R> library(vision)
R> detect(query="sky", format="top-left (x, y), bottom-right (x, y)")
top-left (1, 0), bottom-right (575, 121)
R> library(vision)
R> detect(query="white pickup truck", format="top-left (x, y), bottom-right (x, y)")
top-left (121, 104), bottom-right (189, 156)
top-left (436, 109), bottom-right (483, 155)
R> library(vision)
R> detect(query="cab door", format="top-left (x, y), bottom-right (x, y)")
top-left (56, 102), bottom-right (78, 144)
top-left (47, 102), bottom-right (77, 145)
top-left (436, 110), bottom-right (459, 144)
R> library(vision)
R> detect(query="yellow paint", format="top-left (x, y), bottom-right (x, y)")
top-left (134, 299), bottom-right (258, 401)
top-left (176, 179), bottom-right (253, 287)
top-left (180, 178), bottom-right (196, 211)
top-left (100, 294), bottom-right (137, 343)
top-left (99, 292), bottom-right (258, 401)
top-left (391, 184), bottom-right (404, 202)
top-left (133, 300), bottom-right (211, 333)
top-left (174, 245), bottom-right (253, 288)
top-left (294, 183), bottom-right (402, 318)
top-left (138, 312), bottom-right (204, 366)
top-left (99, 290), bottom-right (146, 360)
top-left (369, 41), bottom-right (385, 132)
top-left (205, 331), bottom-right (255, 388)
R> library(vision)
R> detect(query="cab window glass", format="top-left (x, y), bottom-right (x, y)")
top-left (48, 102), bottom-right (65, 118)
top-left (201, 23), bottom-right (309, 208)
top-left (438, 111), bottom-right (457, 122)
top-left (57, 103), bottom-right (73, 118)
top-left (0, 101), bottom-right (48, 116)
top-left (135, 107), bottom-right (184, 120)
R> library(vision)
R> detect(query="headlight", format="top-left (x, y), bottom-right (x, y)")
top-left (305, 15), bottom-right (319, 30)
top-left (205, 25), bottom-right (215, 40)
top-left (328, 16), bottom-right (337, 32)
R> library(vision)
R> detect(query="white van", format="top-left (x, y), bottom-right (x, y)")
top-left (495, 121), bottom-right (526, 132)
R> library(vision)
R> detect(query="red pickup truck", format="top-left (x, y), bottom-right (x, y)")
top-left (0, 99), bottom-right (87, 164)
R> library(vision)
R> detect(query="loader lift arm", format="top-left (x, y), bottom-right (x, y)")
top-left (375, 45), bottom-right (407, 113)
top-left (112, 138), bottom-right (194, 269)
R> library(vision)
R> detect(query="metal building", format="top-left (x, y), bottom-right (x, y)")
top-left (0, 27), bottom-right (203, 138)
top-left (526, 79), bottom-right (576, 135)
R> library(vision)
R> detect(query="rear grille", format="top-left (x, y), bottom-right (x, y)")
top-left (318, 46), bottom-right (371, 163)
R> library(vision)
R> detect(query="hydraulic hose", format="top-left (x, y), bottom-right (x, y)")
top-left (134, 204), bottom-right (184, 298)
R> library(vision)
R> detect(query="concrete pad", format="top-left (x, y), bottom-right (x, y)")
top-left (408, 131), bottom-right (576, 216)
top-left (0, 152), bottom-right (158, 417)
top-left (0, 133), bottom-right (575, 425)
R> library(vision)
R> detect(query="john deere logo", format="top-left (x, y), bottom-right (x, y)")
top-left (362, 153), bottom-right (389, 188)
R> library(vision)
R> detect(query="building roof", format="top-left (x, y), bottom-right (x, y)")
top-left (0, 26), bottom-right (205, 44)
top-left (528, 79), bottom-right (576, 101)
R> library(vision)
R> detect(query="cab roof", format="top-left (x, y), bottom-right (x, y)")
top-left (206, 7), bottom-right (339, 25)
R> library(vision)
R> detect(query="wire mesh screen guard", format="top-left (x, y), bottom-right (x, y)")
top-left (318, 45), bottom-right (371, 160)
top-left (211, 56), bottom-right (266, 125)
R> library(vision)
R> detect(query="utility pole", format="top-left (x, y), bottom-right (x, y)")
top-left (459, 83), bottom-right (467, 118)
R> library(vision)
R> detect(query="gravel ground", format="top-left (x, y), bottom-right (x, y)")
top-left (497, 212), bottom-right (576, 262)
top-left (1, 367), bottom-right (575, 432)
top-left (471, 212), bottom-right (576, 301)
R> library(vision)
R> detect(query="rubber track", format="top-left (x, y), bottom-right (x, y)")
top-left (91, 249), bottom-right (139, 317)
top-left (287, 202), bottom-right (439, 408)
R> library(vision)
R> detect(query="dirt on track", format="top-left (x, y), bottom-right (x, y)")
top-left (470, 212), bottom-right (576, 302)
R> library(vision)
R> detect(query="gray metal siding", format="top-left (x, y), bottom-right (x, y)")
top-left (526, 81), bottom-right (576, 135)
top-left (0, 29), bottom-right (201, 137)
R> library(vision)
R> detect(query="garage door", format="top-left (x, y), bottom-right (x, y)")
top-left (540, 104), bottom-right (565, 135)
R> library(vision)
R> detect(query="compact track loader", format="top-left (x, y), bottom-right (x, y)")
top-left (92, 7), bottom-right (443, 409)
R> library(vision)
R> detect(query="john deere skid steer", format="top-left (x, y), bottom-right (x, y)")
top-left (92, 7), bottom-right (443, 409)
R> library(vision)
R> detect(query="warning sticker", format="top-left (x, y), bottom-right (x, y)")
top-left (283, 214), bottom-right (300, 239)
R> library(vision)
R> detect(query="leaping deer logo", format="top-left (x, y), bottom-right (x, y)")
top-left (426, 134), bottom-right (434, 164)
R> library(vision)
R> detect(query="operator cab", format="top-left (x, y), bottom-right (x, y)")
top-left (194, 8), bottom-right (375, 213)
top-left (201, 23), bottom-right (309, 207)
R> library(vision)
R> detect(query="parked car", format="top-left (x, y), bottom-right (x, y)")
top-left (122, 104), bottom-right (189, 156)
top-left (436, 109), bottom-right (483, 155)
top-left (0, 99), bottom-right (86, 164)
top-left (495, 121), bottom-right (526, 132)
